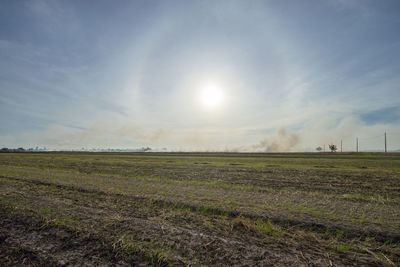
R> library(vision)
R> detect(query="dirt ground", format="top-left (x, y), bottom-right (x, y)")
top-left (0, 152), bottom-right (399, 266)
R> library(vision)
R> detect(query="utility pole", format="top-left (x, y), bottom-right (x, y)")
top-left (341, 140), bottom-right (343, 152)
top-left (384, 132), bottom-right (387, 153)
top-left (323, 144), bottom-right (325, 152)
top-left (356, 138), bottom-right (359, 152)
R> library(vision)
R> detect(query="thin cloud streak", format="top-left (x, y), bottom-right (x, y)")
top-left (0, 0), bottom-right (399, 150)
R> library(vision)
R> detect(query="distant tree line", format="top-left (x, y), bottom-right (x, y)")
top-left (315, 144), bottom-right (338, 152)
top-left (0, 146), bottom-right (152, 153)
top-left (1, 147), bottom-right (25, 153)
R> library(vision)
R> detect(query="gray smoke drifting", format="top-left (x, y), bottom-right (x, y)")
top-left (252, 128), bottom-right (300, 152)
top-left (228, 128), bottom-right (300, 152)
top-left (23, 121), bottom-right (301, 152)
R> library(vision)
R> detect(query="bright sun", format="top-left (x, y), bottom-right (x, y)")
top-left (201, 85), bottom-right (223, 109)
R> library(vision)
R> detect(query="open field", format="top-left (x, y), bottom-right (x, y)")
top-left (0, 152), bottom-right (400, 266)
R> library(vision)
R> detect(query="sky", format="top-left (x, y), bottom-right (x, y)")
top-left (1, 0), bottom-right (400, 152)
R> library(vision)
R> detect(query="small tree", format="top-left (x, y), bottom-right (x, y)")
top-left (316, 146), bottom-right (322, 152)
top-left (329, 144), bottom-right (337, 152)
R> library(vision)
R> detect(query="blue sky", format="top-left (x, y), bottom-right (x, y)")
top-left (1, 0), bottom-right (400, 151)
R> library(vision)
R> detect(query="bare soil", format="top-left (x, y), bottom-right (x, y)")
top-left (1, 152), bottom-right (399, 266)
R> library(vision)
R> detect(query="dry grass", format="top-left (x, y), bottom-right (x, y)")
top-left (0, 152), bottom-right (399, 266)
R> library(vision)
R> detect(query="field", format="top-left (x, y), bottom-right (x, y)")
top-left (0, 152), bottom-right (400, 266)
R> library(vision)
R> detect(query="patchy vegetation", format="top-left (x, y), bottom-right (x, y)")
top-left (0, 152), bottom-right (399, 266)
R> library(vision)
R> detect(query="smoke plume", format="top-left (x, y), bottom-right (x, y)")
top-left (229, 128), bottom-right (300, 152)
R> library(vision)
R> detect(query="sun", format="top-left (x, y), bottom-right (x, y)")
top-left (201, 85), bottom-right (223, 109)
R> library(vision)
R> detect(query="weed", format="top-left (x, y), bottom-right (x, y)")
top-left (336, 242), bottom-right (352, 253)
top-left (231, 216), bottom-right (280, 236)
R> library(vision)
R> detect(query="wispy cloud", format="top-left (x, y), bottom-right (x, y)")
top-left (0, 0), bottom-right (399, 150)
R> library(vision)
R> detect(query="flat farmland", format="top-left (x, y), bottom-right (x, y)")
top-left (0, 152), bottom-right (399, 266)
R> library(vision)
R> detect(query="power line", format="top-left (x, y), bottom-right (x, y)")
top-left (315, 131), bottom-right (399, 152)
top-left (356, 137), bottom-right (358, 152)
top-left (385, 132), bottom-right (387, 153)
